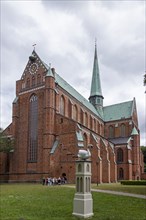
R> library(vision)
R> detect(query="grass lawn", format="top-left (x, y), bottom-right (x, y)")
top-left (92, 183), bottom-right (146, 195)
top-left (0, 183), bottom-right (146, 220)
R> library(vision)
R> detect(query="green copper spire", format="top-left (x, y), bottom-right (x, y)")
top-left (131, 127), bottom-right (139, 136)
top-left (89, 42), bottom-right (104, 112)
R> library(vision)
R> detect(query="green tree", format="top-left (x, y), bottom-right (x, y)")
top-left (0, 132), bottom-right (15, 153)
top-left (141, 146), bottom-right (146, 172)
top-left (144, 74), bottom-right (146, 86)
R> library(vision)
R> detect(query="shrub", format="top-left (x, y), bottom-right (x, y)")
top-left (121, 180), bottom-right (146, 185)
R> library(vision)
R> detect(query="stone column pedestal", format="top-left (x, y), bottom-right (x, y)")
top-left (72, 160), bottom-right (93, 218)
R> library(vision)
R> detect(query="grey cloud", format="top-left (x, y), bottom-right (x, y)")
top-left (1, 0), bottom-right (145, 145)
top-left (41, 0), bottom-right (87, 11)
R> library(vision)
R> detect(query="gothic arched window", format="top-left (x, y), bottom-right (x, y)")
top-left (60, 95), bottom-right (65, 115)
top-left (68, 99), bottom-right (72, 118)
top-left (109, 125), bottom-right (114, 138)
top-left (73, 105), bottom-right (78, 121)
top-left (94, 119), bottom-right (96, 132)
top-left (98, 123), bottom-right (100, 134)
top-left (85, 112), bottom-right (88, 127)
top-left (121, 124), bottom-right (126, 137)
top-left (117, 148), bottom-right (124, 163)
top-left (28, 94), bottom-right (38, 162)
top-left (100, 124), bottom-right (103, 136)
top-left (83, 133), bottom-right (87, 148)
top-left (80, 109), bottom-right (84, 124)
top-left (90, 116), bottom-right (93, 130)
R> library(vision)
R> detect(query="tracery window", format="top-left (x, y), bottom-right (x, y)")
top-left (117, 148), bottom-right (124, 163)
top-left (28, 94), bottom-right (38, 162)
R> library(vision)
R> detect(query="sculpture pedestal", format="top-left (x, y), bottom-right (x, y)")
top-left (72, 159), bottom-right (93, 218)
top-left (73, 193), bottom-right (93, 218)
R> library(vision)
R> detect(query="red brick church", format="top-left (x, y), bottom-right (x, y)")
top-left (0, 45), bottom-right (144, 183)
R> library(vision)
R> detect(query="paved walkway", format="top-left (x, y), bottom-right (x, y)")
top-left (91, 188), bottom-right (146, 199)
top-left (65, 185), bottom-right (146, 199)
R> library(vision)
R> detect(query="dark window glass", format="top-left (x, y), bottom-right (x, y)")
top-left (117, 148), bottom-right (124, 162)
top-left (28, 94), bottom-right (38, 162)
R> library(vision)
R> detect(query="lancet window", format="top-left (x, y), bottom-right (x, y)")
top-left (109, 125), bottom-right (114, 138)
top-left (121, 124), bottom-right (126, 137)
top-left (60, 95), bottom-right (65, 115)
top-left (117, 148), bottom-right (124, 163)
top-left (28, 94), bottom-right (38, 162)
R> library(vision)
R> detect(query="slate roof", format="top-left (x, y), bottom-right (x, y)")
top-left (109, 137), bottom-right (130, 145)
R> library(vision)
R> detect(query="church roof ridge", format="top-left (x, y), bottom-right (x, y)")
top-left (104, 99), bottom-right (133, 108)
top-left (54, 71), bottom-right (102, 119)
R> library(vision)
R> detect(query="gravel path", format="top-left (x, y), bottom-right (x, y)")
top-left (65, 185), bottom-right (146, 199)
top-left (91, 188), bottom-right (146, 199)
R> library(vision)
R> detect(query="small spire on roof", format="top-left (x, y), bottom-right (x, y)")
top-left (131, 127), bottom-right (139, 136)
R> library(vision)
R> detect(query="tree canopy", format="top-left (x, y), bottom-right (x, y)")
top-left (0, 132), bottom-right (15, 153)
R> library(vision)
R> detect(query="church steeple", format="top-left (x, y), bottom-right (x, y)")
top-left (89, 42), bottom-right (104, 112)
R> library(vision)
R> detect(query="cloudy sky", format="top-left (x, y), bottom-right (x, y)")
top-left (1, 0), bottom-right (145, 145)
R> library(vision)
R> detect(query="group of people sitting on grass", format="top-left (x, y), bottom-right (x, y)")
top-left (42, 176), bottom-right (67, 186)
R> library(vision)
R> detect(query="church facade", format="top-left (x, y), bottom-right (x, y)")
top-left (0, 45), bottom-right (144, 183)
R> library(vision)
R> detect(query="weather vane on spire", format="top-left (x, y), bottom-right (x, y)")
top-left (32, 44), bottom-right (36, 51)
